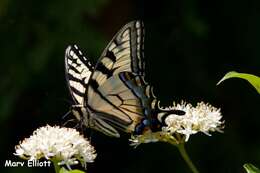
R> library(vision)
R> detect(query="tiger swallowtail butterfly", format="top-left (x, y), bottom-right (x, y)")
top-left (65, 21), bottom-right (183, 137)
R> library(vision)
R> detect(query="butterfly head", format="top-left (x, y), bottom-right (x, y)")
top-left (71, 105), bottom-right (90, 126)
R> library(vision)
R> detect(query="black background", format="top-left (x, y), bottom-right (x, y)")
top-left (0, 0), bottom-right (259, 173)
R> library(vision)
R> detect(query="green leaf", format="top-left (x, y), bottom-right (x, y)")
top-left (243, 163), bottom-right (260, 173)
top-left (217, 71), bottom-right (260, 94)
top-left (59, 167), bottom-right (86, 173)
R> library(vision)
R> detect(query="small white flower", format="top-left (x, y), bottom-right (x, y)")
top-left (14, 125), bottom-right (96, 169)
top-left (162, 101), bottom-right (224, 141)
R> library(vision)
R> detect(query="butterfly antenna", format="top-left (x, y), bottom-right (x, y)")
top-left (63, 119), bottom-right (77, 126)
top-left (62, 110), bottom-right (71, 119)
top-left (74, 122), bottom-right (81, 129)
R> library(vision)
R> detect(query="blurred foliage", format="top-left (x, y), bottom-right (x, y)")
top-left (0, 0), bottom-right (259, 173)
top-left (244, 164), bottom-right (260, 173)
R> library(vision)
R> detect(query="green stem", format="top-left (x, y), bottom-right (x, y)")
top-left (177, 143), bottom-right (199, 173)
top-left (53, 160), bottom-right (61, 173)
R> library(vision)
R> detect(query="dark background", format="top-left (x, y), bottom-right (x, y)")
top-left (1, 0), bottom-right (260, 173)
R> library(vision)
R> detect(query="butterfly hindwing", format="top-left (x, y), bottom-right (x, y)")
top-left (88, 72), bottom-right (151, 133)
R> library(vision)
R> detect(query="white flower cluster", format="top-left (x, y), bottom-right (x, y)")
top-left (14, 125), bottom-right (96, 169)
top-left (161, 101), bottom-right (224, 141)
top-left (130, 101), bottom-right (224, 146)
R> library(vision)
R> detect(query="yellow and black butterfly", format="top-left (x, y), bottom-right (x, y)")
top-left (65, 21), bottom-right (184, 137)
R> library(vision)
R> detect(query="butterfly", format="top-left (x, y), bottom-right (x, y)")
top-left (65, 21), bottom-right (159, 137)
top-left (64, 21), bottom-right (185, 137)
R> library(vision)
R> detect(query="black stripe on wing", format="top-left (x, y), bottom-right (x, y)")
top-left (65, 45), bottom-right (94, 104)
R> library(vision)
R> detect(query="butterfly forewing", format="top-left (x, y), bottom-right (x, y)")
top-left (65, 45), bottom-right (94, 104)
top-left (85, 21), bottom-right (151, 134)
top-left (88, 21), bottom-right (145, 100)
